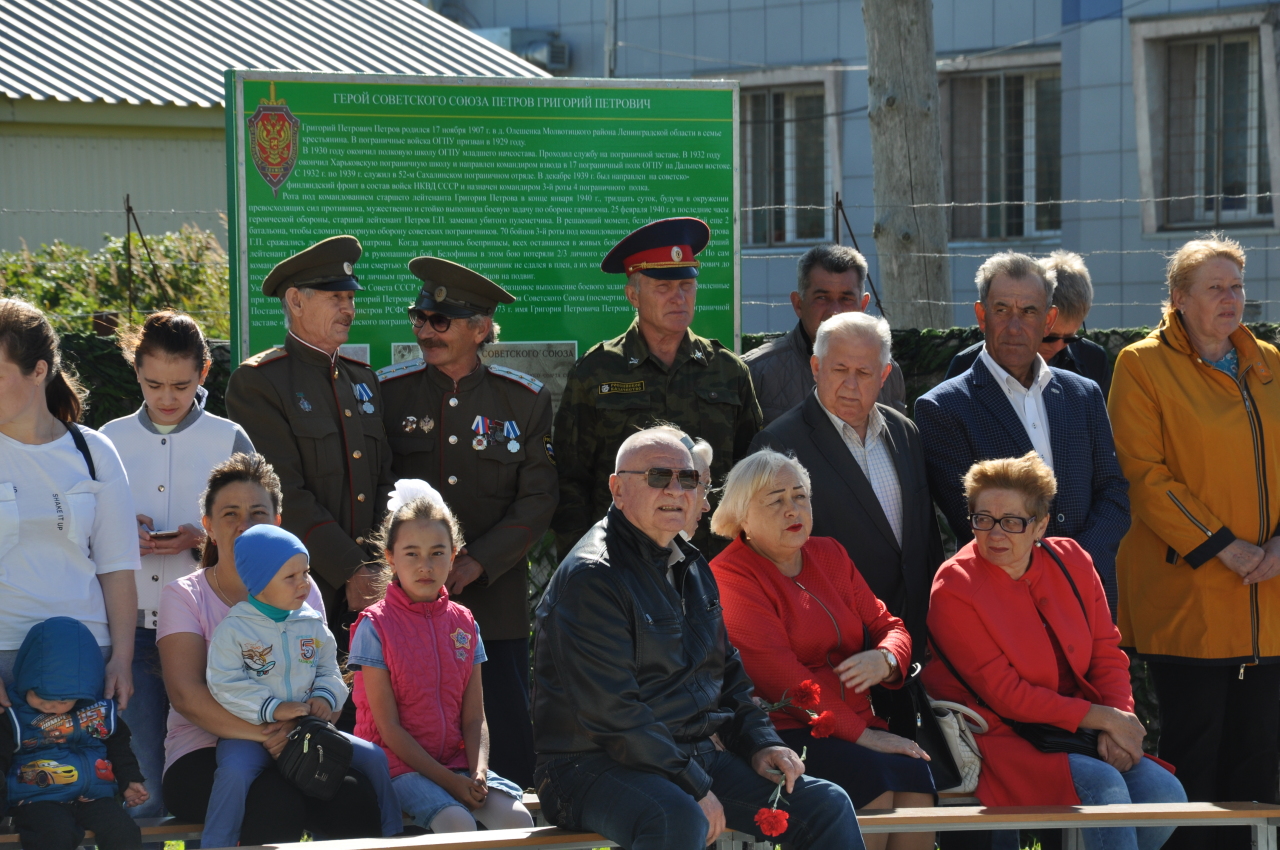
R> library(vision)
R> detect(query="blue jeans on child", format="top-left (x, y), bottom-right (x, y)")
top-left (119, 627), bottom-right (168, 818)
top-left (991, 755), bottom-right (1187, 850)
top-left (393, 769), bottom-right (524, 829)
top-left (202, 734), bottom-right (403, 848)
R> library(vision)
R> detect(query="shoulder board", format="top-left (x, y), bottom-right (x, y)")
top-left (376, 358), bottom-right (426, 383)
top-left (488, 364), bottom-right (544, 394)
top-left (241, 347), bottom-right (287, 368)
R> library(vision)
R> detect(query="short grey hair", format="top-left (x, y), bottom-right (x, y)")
top-left (813, 311), bottom-right (891, 368)
top-left (280, 286), bottom-right (318, 331)
top-left (710, 449), bottom-right (811, 539)
top-left (690, 438), bottom-right (713, 478)
top-left (975, 252), bottom-right (1054, 308)
top-left (797, 244), bottom-right (868, 298)
top-left (467, 314), bottom-right (499, 352)
top-left (1041, 251), bottom-right (1093, 323)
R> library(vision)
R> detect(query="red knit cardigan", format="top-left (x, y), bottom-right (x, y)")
top-left (922, 538), bottom-right (1156, 807)
top-left (710, 535), bottom-right (912, 742)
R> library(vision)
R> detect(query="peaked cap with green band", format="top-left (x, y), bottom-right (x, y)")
top-left (262, 235), bottom-right (363, 297)
top-left (408, 256), bottom-right (516, 318)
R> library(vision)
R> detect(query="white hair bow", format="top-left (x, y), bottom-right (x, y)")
top-left (387, 478), bottom-right (447, 513)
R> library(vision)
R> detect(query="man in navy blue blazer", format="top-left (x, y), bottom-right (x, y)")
top-left (916, 252), bottom-right (1130, 612)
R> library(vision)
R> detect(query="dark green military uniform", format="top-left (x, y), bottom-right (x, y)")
top-left (224, 236), bottom-right (394, 612)
top-left (375, 357), bottom-right (557, 640)
top-left (551, 317), bottom-right (762, 556)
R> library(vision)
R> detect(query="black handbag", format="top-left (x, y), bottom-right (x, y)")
top-left (931, 540), bottom-right (1101, 760)
top-left (275, 717), bottom-right (354, 800)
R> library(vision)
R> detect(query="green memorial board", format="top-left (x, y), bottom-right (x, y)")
top-left (226, 71), bottom-right (739, 406)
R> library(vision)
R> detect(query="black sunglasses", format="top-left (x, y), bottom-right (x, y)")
top-left (969, 513), bottom-right (1037, 533)
top-left (1042, 333), bottom-right (1080, 344)
top-left (409, 310), bottom-right (454, 333)
top-left (617, 467), bottom-right (701, 490)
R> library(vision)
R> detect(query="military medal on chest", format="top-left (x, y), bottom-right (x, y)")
top-left (503, 420), bottom-right (521, 453)
top-left (352, 382), bottom-right (375, 414)
top-left (471, 415), bottom-right (490, 450)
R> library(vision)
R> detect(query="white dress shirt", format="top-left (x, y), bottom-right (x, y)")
top-left (817, 393), bottom-right (903, 545)
top-left (979, 346), bottom-right (1054, 470)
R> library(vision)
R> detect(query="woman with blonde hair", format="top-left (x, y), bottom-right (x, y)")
top-left (1108, 234), bottom-right (1280, 849)
top-left (710, 449), bottom-right (933, 850)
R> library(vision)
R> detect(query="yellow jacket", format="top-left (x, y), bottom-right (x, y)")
top-left (1109, 315), bottom-right (1280, 663)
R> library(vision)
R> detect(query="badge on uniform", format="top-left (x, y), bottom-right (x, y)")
top-left (401, 416), bottom-right (418, 433)
top-left (471, 416), bottom-right (489, 450)
top-left (692, 349), bottom-right (706, 362)
top-left (544, 435), bottom-right (556, 465)
top-left (503, 420), bottom-right (521, 453)
top-left (419, 415), bottom-right (434, 435)
top-left (353, 382), bottom-right (375, 414)
top-left (295, 392), bottom-right (312, 413)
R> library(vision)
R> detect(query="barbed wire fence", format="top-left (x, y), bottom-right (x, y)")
top-left (4, 190), bottom-right (1279, 316)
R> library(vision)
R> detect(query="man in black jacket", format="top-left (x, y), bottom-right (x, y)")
top-left (532, 427), bottom-right (860, 850)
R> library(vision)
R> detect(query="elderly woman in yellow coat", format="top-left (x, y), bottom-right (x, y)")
top-left (1108, 233), bottom-right (1280, 850)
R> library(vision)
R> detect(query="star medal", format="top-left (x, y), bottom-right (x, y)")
top-left (353, 382), bottom-right (375, 414)
top-left (295, 392), bottom-right (312, 413)
top-left (503, 420), bottom-right (521, 453)
top-left (401, 416), bottom-right (418, 433)
top-left (419, 415), bottom-right (434, 435)
top-left (471, 415), bottom-right (490, 450)
top-left (692, 349), bottom-right (706, 362)
top-left (629, 357), bottom-right (640, 366)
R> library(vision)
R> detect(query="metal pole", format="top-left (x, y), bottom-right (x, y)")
top-left (604, 0), bottom-right (617, 78)
top-left (124, 194), bottom-right (135, 321)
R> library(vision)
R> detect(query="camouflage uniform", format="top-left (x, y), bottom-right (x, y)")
top-left (226, 333), bottom-right (394, 612)
top-left (551, 317), bottom-right (762, 556)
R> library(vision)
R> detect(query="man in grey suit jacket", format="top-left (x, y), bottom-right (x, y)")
top-left (745, 244), bottom-right (906, 424)
top-left (750, 312), bottom-right (943, 676)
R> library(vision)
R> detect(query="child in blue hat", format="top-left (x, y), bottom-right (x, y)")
top-left (202, 525), bottom-right (402, 848)
top-left (1, 617), bottom-right (148, 850)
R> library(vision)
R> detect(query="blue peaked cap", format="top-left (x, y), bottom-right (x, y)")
top-left (234, 524), bottom-right (309, 598)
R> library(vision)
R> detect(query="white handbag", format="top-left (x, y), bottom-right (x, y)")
top-left (929, 700), bottom-right (988, 794)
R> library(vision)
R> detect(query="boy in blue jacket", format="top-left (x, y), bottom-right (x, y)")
top-left (1, 617), bottom-right (147, 850)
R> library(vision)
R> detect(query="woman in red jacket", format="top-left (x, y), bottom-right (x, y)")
top-left (923, 452), bottom-right (1184, 850)
top-left (710, 449), bottom-right (934, 850)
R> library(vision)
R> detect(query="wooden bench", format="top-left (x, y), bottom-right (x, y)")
top-left (0, 817), bottom-right (206, 845)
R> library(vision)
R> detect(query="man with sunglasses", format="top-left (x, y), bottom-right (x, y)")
top-left (551, 217), bottom-right (763, 558)
top-left (533, 426), bottom-right (861, 850)
top-left (916, 252), bottom-right (1129, 614)
top-left (375, 256), bottom-right (558, 790)
top-left (943, 251), bottom-right (1112, 397)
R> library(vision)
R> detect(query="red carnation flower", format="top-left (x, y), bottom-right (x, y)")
top-left (754, 807), bottom-right (790, 837)
top-left (809, 710), bottom-right (838, 738)
top-left (792, 679), bottom-right (821, 711)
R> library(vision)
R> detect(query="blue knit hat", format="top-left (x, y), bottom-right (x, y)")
top-left (234, 525), bottom-right (309, 598)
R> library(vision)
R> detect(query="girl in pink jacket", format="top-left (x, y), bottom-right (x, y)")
top-left (350, 480), bottom-right (534, 834)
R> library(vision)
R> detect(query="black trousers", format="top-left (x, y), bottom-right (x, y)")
top-left (12, 798), bottom-right (141, 850)
top-left (1149, 660), bottom-right (1280, 850)
top-left (482, 637), bottom-right (535, 791)
top-left (161, 746), bottom-right (382, 845)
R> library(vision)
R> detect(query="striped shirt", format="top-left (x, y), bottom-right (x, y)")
top-left (817, 394), bottom-right (903, 545)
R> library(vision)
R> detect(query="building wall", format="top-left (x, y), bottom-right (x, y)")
top-left (0, 100), bottom-right (227, 254)
top-left (458, 0), bottom-right (1280, 332)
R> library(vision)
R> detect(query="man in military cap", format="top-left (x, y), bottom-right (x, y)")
top-left (552, 218), bottom-right (762, 557)
top-left (226, 235), bottom-right (394, 635)
top-left (376, 257), bottom-right (557, 790)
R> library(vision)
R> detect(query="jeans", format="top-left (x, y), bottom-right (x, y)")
top-left (202, 734), bottom-right (403, 848)
top-left (1069, 755), bottom-right (1187, 850)
top-left (536, 748), bottom-right (863, 850)
top-left (393, 769), bottom-right (525, 828)
top-left (119, 627), bottom-right (168, 818)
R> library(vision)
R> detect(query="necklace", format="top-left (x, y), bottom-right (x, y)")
top-left (209, 563), bottom-right (230, 606)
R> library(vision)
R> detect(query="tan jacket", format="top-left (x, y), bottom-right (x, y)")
top-left (1109, 315), bottom-right (1280, 663)
top-left (225, 333), bottom-right (394, 601)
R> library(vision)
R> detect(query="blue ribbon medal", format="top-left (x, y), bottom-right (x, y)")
top-left (352, 382), bottom-right (375, 414)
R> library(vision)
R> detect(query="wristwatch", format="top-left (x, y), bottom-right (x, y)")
top-left (878, 648), bottom-right (899, 677)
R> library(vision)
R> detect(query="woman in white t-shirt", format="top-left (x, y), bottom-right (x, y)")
top-left (0, 298), bottom-right (141, 705)
top-left (158, 453), bottom-right (385, 843)
top-left (101, 311), bottom-right (253, 817)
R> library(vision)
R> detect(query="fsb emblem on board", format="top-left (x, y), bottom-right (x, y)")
top-left (247, 82), bottom-right (299, 197)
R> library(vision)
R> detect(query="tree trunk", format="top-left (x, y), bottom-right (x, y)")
top-left (863, 0), bottom-right (952, 330)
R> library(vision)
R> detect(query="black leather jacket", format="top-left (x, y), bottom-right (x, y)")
top-left (532, 506), bottom-right (782, 799)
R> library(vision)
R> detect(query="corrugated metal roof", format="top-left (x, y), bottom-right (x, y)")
top-left (0, 0), bottom-right (549, 109)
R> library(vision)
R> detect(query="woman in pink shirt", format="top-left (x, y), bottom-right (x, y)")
top-left (157, 453), bottom-right (384, 842)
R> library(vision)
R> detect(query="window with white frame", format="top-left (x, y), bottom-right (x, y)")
top-left (946, 69), bottom-right (1062, 240)
top-left (741, 87), bottom-right (830, 245)
top-left (1164, 33), bottom-right (1272, 226)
